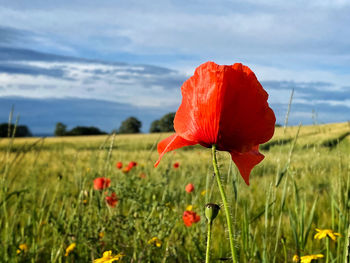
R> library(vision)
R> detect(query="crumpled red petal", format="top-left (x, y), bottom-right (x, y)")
top-left (174, 62), bottom-right (223, 146)
top-left (154, 134), bottom-right (197, 167)
top-left (174, 62), bottom-right (275, 153)
top-left (217, 63), bottom-right (275, 152)
top-left (230, 145), bottom-right (264, 185)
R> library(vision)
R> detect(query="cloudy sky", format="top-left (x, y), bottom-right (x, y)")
top-left (0, 0), bottom-right (349, 135)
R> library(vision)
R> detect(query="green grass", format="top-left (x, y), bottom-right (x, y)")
top-left (0, 122), bottom-right (349, 262)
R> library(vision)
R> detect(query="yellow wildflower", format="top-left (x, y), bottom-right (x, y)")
top-left (94, 251), bottom-right (125, 263)
top-left (298, 254), bottom-right (324, 263)
top-left (314, 228), bottom-right (341, 241)
top-left (16, 243), bottom-right (28, 254)
top-left (201, 190), bottom-right (206, 196)
top-left (148, 237), bottom-right (162, 247)
top-left (65, 243), bottom-right (76, 257)
top-left (99, 232), bottom-right (105, 239)
top-left (186, 205), bottom-right (193, 211)
top-left (293, 254), bottom-right (324, 263)
top-left (293, 255), bottom-right (300, 262)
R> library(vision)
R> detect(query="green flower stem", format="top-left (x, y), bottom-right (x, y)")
top-left (212, 145), bottom-right (237, 263)
top-left (326, 238), bottom-right (330, 263)
top-left (206, 221), bottom-right (212, 263)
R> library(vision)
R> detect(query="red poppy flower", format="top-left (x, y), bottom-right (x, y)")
top-left (122, 166), bottom-right (132, 173)
top-left (183, 210), bottom-right (200, 227)
top-left (173, 162), bottom-right (180, 169)
top-left (128, 161), bottom-right (137, 168)
top-left (154, 62), bottom-right (275, 185)
top-left (139, 173), bottom-right (146, 179)
top-left (116, 162), bottom-right (123, 169)
top-left (105, 192), bottom-right (118, 207)
top-left (93, 177), bottom-right (111, 190)
top-left (185, 183), bottom-right (194, 193)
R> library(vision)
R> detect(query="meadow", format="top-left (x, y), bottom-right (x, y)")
top-left (0, 122), bottom-right (349, 262)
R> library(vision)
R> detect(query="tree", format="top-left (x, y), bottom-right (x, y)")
top-left (149, 112), bottom-right (175, 133)
top-left (54, 123), bottom-right (107, 136)
top-left (149, 120), bottom-right (161, 133)
top-left (0, 123), bottom-right (32, 137)
top-left (159, 112), bottom-right (175, 132)
top-left (66, 126), bottom-right (107, 136)
top-left (118, 117), bottom-right (142, 134)
top-left (54, 122), bottom-right (67, 136)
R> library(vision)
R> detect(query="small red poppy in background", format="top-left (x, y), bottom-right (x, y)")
top-left (129, 161), bottom-right (137, 167)
top-left (183, 210), bottom-right (200, 227)
top-left (139, 173), bottom-right (147, 179)
top-left (116, 162), bottom-right (123, 169)
top-left (185, 183), bottom-right (194, 193)
top-left (128, 161), bottom-right (137, 168)
top-left (105, 192), bottom-right (118, 207)
top-left (173, 162), bottom-right (180, 169)
top-left (93, 177), bottom-right (111, 190)
top-left (155, 62), bottom-right (276, 185)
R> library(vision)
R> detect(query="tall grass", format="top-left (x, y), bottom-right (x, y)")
top-left (0, 122), bottom-right (349, 262)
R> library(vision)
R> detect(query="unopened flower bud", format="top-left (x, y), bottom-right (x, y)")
top-left (205, 203), bottom-right (220, 223)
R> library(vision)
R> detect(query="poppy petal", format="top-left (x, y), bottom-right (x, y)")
top-left (230, 145), bottom-right (264, 185)
top-left (217, 63), bottom-right (276, 152)
top-left (154, 134), bottom-right (197, 167)
top-left (174, 62), bottom-right (223, 146)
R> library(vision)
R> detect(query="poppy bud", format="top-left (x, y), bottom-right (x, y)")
top-left (205, 203), bottom-right (220, 223)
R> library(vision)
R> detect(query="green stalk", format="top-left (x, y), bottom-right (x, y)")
top-left (281, 237), bottom-right (288, 263)
top-left (212, 145), bottom-right (237, 263)
top-left (206, 221), bottom-right (212, 263)
top-left (326, 237), bottom-right (330, 263)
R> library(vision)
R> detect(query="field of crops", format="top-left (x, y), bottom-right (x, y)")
top-left (0, 122), bottom-right (349, 262)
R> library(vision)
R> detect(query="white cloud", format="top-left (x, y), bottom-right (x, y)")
top-left (0, 60), bottom-right (183, 108)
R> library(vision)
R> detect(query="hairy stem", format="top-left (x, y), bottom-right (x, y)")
top-left (206, 221), bottom-right (212, 263)
top-left (212, 145), bottom-right (237, 263)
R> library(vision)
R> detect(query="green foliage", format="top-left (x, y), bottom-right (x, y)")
top-left (149, 120), bottom-right (161, 133)
top-left (66, 126), bottom-right (107, 136)
top-left (54, 122), bottom-right (67, 136)
top-left (149, 112), bottom-right (175, 133)
top-left (118, 117), bottom-right (142, 134)
top-left (0, 123), bottom-right (32, 137)
top-left (54, 123), bottom-right (106, 136)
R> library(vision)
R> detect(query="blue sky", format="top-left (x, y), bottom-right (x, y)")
top-left (0, 0), bottom-right (349, 135)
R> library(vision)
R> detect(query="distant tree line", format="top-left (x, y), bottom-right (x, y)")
top-left (54, 123), bottom-right (107, 136)
top-left (54, 113), bottom-right (176, 136)
top-left (2, 114), bottom-right (284, 138)
top-left (0, 123), bottom-right (32, 137)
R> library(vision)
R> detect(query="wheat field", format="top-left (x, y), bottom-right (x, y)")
top-left (0, 122), bottom-right (349, 262)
